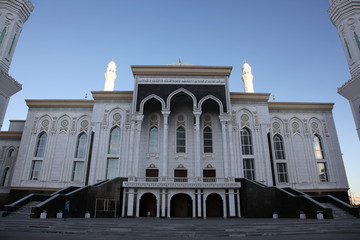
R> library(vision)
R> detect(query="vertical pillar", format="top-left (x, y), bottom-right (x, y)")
top-left (128, 121), bottom-right (136, 176)
top-left (132, 114), bottom-right (143, 177)
top-left (220, 119), bottom-right (229, 177)
top-left (162, 111), bottom-right (170, 180)
top-left (228, 189), bottom-right (236, 217)
top-left (192, 194), bottom-right (196, 218)
top-left (127, 188), bottom-right (135, 217)
top-left (202, 193), bottom-right (207, 219)
top-left (136, 193), bottom-right (140, 217)
top-left (167, 193), bottom-right (171, 218)
top-left (193, 111), bottom-right (201, 178)
top-left (237, 190), bottom-right (241, 217)
top-left (223, 194), bottom-right (227, 219)
top-left (122, 189), bottom-right (127, 217)
top-left (197, 190), bottom-right (202, 218)
top-left (161, 189), bottom-right (166, 217)
top-left (227, 121), bottom-right (235, 178)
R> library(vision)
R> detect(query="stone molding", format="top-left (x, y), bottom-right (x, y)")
top-left (131, 65), bottom-right (232, 77)
top-left (123, 181), bottom-right (241, 189)
top-left (137, 76), bottom-right (226, 85)
top-left (26, 99), bottom-right (94, 108)
top-left (230, 92), bottom-right (270, 102)
top-left (0, 131), bottom-right (22, 139)
top-left (268, 102), bottom-right (334, 111)
top-left (92, 91), bottom-right (133, 100)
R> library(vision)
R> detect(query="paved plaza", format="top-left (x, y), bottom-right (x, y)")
top-left (0, 217), bottom-right (359, 240)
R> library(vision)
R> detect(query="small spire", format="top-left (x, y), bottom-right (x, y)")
top-left (179, 57), bottom-right (182, 63)
top-left (84, 92), bottom-right (88, 100)
top-left (272, 95), bottom-right (276, 101)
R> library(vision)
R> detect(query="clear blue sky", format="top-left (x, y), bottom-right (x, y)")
top-left (3, 0), bottom-right (360, 198)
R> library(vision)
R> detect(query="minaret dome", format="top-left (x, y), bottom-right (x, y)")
top-left (241, 62), bottom-right (254, 93)
top-left (104, 60), bottom-right (117, 91)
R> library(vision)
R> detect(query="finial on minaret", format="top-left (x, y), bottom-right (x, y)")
top-left (104, 59), bottom-right (117, 91)
top-left (241, 61), bottom-right (254, 93)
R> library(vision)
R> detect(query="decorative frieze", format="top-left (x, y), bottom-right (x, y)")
top-left (123, 181), bottom-right (241, 189)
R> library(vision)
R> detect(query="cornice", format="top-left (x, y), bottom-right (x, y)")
top-left (9, 186), bottom-right (61, 191)
top-left (328, 0), bottom-right (360, 25)
top-left (0, 70), bottom-right (22, 97)
top-left (230, 92), bottom-right (270, 102)
top-left (91, 91), bottom-right (133, 100)
top-left (131, 65), bottom-right (233, 77)
top-left (0, 131), bottom-right (22, 139)
top-left (268, 102), bottom-right (334, 111)
top-left (26, 99), bottom-right (94, 108)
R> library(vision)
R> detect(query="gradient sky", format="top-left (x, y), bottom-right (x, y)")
top-left (3, 0), bottom-right (360, 198)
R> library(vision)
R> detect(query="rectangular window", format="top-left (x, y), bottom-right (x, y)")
top-left (317, 162), bottom-right (329, 182)
top-left (176, 127), bottom-right (186, 153)
top-left (174, 169), bottom-right (187, 182)
top-left (30, 160), bottom-right (42, 180)
top-left (71, 161), bottom-right (84, 182)
top-left (106, 158), bottom-right (118, 179)
top-left (203, 169), bottom-right (216, 182)
top-left (146, 169), bottom-right (159, 182)
top-left (276, 163), bottom-right (288, 183)
top-left (243, 158), bottom-right (255, 181)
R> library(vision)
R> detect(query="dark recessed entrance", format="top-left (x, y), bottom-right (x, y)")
top-left (170, 193), bottom-right (192, 217)
top-left (139, 193), bottom-right (157, 217)
top-left (206, 193), bottom-right (223, 217)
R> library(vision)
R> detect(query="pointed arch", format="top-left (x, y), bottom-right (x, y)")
top-left (139, 94), bottom-right (166, 114)
top-left (176, 126), bottom-right (186, 153)
top-left (75, 132), bottom-right (88, 158)
top-left (34, 131), bottom-right (47, 157)
top-left (313, 134), bottom-right (324, 159)
top-left (273, 134), bottom-right (285, 159)
top-left (108, 126), bottom-right (121, 154)
top-left (240, 127), bottom-right (253, 155)
top-left (166, 88), bottom-right (197, 111)
top-left (198, 95), bottom-right (224, 114)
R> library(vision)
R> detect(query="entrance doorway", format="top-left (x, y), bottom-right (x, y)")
top-left (139, 193), bottom-right (157, 217)
top-left (170, 193), bottom-right (192, 217)
top-left (206, 193), bottom-right (223, 217)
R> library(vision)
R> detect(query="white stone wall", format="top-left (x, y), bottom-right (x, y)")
top-left (0, 138), bottom-right (20, 189)
top-left (268, 110), bottom-right (349, 191)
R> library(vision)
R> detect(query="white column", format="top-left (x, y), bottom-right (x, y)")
top-left (202, 193), bottom-right (207, 219)
top-left (220, 120), bottom-right (229, 177)
top-left (223, 194), bottom-right (227, 219)
top-left (127, 188), bottom-right (134, 217)
top-left (161, 189), bottom-right (166, 217)
top-left (197, 190), bottom-right (202, 217)
top-left (194, 111), bottom-right (201, 179)
top-left (237, 190), bottom-right (241, 217)
top-left (167, 193), bottom-right (171, 218)
top-left (136, 193), bottom-right (140, 217)
top-left (131, 113), bottom-right (143, 177)
top-left (227, 121), bottom-right (235, 178)
top-left (228, 189), bottom-right (236, 217)
top-left (121, 190), bottom-right (127, 217)
top-left (128, 121), bottom-right (136, 177)
top-left (156, 192), bottom-right (160, 218)
top-left (192, 195), bottom-right (196, 218)
top-left (161, 111), bottom-right (170, 180)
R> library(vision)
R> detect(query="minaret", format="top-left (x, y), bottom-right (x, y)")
top-left (328, 0), bottom-right (360, 139)
top-left (241, 62), bottom-right (254, 93)
top-left (104, 60), bottom-right (117, 91)
top-left (0, 0), bottom-right (34, 130)
top-left (328, 0), bottom-right (360, 77)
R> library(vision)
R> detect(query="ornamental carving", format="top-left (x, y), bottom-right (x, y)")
top-left (123, 181), bottom-right (241, 189)
top-left (31, 117), bottom-right (38, 134)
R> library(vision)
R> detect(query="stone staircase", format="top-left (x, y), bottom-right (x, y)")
top-left (322, 202), bottom-right (356, 219)
top-left (5, 201), bottom-right (41, 218)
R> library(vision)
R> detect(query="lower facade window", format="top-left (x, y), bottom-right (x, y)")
top-left (317, 162), bottom-right (329, 182)
top-left (72, 161), bottom-right (84, 182)
top-left (106, 158), bottom-right (118, 179)
top-left (243, 158), bottom-right (255, 181)
top-left (146, 169), bottom-right (159, 182)
top-left (174, 169), bottom-right (187, 182)
top-left (30, 160), bottom-right (42, 180)
top-left (203, 169), bottom-right (216, 182)
top-left (276, 163), bottom-right (288, 183)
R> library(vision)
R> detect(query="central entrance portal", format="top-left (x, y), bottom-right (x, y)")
top-left (139, 193), bottom-right (157, 217)
top-left (206, 193), bottom-right (223, 217)
top-left (170, 193), bottom-right (192, 217)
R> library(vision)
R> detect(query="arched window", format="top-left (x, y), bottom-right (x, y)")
top-left (75, 133), bottom-right (87, 158)
top-left (240, 127), bottom-right (253, 155)
top-left (1, 167), bottom-right (10, 186)
top-left (203, 126), bottom-right (213, 153)
top-left (34, 132), bottom-right (47, 158)
top-left (8, 149), bottom-right (14, 157)
top-left (108, 126), bottom-right (121, 154)
top-left (313, 134), bottom-right (324, 159)
top-left (176, 126), bottom-right (186, 153)
top-left (273, 134), bottom-right (285, 159)
top-left (148, 126), bottom-right (159, 153)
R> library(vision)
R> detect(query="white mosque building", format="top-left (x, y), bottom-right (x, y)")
top-left (0, 0), bottom-right (357, 219)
